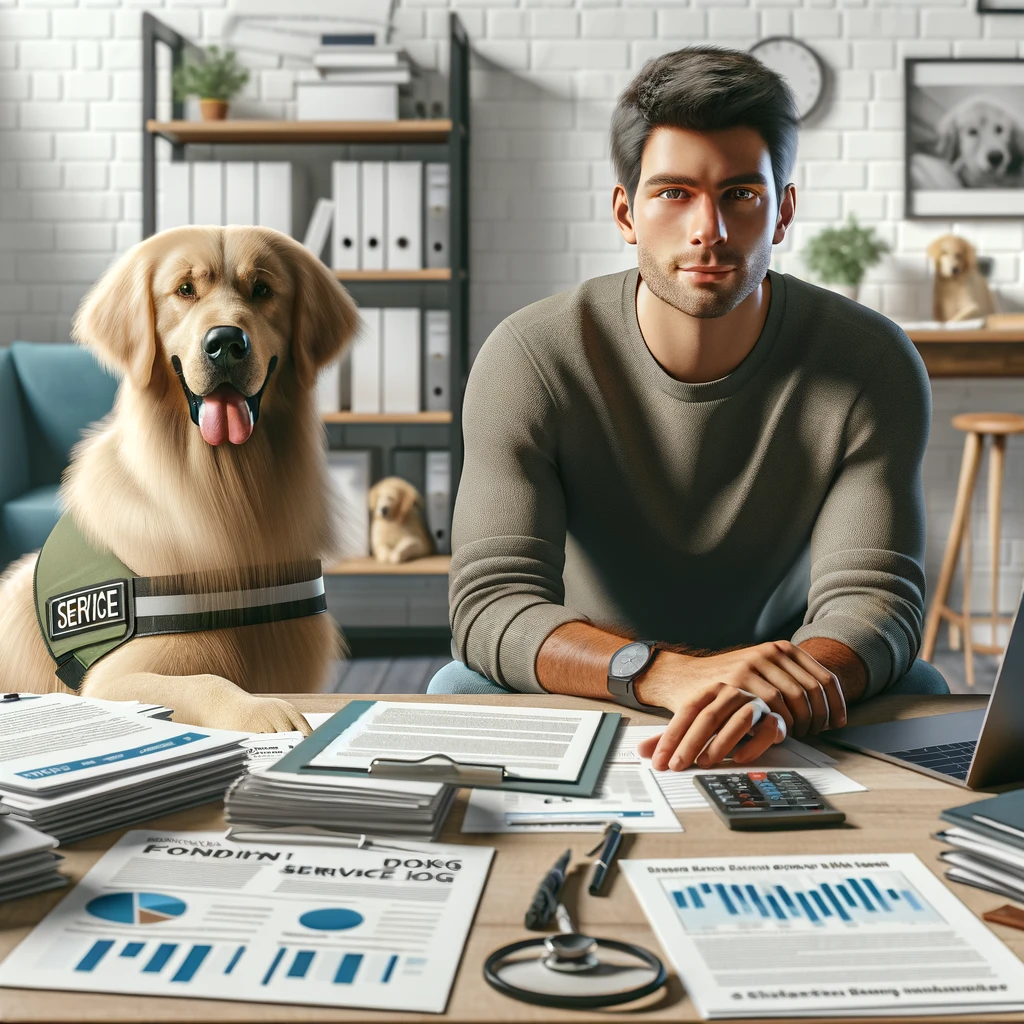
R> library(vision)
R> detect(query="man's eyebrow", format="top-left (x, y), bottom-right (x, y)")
top-left (643, 171), bottom-right (770, 190)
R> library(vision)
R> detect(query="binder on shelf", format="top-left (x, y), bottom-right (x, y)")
top-left (339, 347), bottom-right (352, 411)
top-left (392, 449), bottom-right (426, 497)
top-left (381, 308), bottom-right (421, 414)
top-left (426, 449), bottom-right (451, 554)
top-left (350, 307), bottom-right (381, 414)
top-left (327, 451), bottom-right (371, 559)
top-left (158, 162), bottom-right (190, 232)
top-left (297, 82), bottom-right (399, 122)
top-left (191, 162), bottom-right (223, 226)
top-left (302, 197), bottom-right (334, 259)
top-left (385, 162), bottom-right (422, 271)
top-left (256, 162), bottom-right (292, 236)
top-left (331, 162), bottom-right (360, 271)
top-left (224, 162), bottom-right (256, 226)
top-left (359, 161), bottom-right (385, 271)
top-left (424, 310), bottom-right (450, 412)
top-left (315, 353), bottom-right (342, 414)
top-left (425, 162), bottom-right (450, 269)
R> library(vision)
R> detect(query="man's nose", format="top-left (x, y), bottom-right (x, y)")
top-left (689, 194), bottom-right (727, 248)
top-left (203, 326), bottom-right (251, 370)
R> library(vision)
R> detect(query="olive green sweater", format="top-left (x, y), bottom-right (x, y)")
top-left (449, 268), bottom-right (931, 699)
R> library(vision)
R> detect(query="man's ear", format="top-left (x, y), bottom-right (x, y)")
top-left (71, 242), bottom-right (157, 389)
top-left (286, 235), bottom-right (359, 391)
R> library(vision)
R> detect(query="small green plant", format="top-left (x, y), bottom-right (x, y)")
top-left (804, 215), bottom-right (890, 289)
top-left (172, 45), bottom-right (249, 102)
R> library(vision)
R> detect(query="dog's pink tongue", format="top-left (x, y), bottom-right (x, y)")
top-left (199, 385), bottom-right (253, 446)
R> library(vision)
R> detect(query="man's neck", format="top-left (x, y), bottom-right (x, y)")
top-left (635, 272), bottom-right (772, 384)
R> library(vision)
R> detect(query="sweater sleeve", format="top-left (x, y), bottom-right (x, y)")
top-left (448, 322), bottom-right (587, 693)
top-left (790, 326), bottom-right (931, 698)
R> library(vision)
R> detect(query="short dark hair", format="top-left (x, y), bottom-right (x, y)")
top-left (610, 46), bottom-right (800, 210)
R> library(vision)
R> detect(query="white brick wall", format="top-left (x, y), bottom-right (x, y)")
top-left (2, 0), bottom-right (1024, 621)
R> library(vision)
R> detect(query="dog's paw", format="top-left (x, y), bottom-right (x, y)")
top-left (211, 693), bottom-right (312, 735)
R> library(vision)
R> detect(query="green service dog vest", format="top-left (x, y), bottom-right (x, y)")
top-left (34, 514), bottom-right (327, 691)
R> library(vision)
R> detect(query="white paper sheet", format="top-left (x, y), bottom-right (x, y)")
top-left (623, 853), bottom-right (1024, 1018)
top-left (461, 764), bottom-right (683, 834)
top-left (0, 829), bottom-right (493, 1014)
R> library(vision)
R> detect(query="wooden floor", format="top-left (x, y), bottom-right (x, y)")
top-left (323, 656), bottom-right (451, 694)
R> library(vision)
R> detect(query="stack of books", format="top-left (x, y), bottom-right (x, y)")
top-left (936, 789), bottom-right (1024, 902)
top-left (297, 37), bottom-right (413, 121)
top-left (0, 811), bottom-right (66, 903)
top-left (0, 693), bottom-right (248, 845)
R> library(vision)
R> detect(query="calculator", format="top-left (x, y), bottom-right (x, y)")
top-left (693, 771), bottom-right (846, 830)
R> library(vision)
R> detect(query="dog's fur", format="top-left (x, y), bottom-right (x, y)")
top-left (934, 98), bottom-right (1024, 188)
top-left (0, 226), bottom-right (359, 733)
top-left (368, 477), bottom-right (433, 565)
top-left (927, 234), bottom-right (996, 323)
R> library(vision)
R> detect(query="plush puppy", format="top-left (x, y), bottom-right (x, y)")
top-left (927, 234), bottom-right (996, 323)
top-left (368, 477), bottom-right (433, 564)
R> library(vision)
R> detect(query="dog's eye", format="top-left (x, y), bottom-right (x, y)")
top-left (995, 125), bottom-right (1004, 135)
top-left (253, 282), bottom-right (272, 299)
top-left (177, 282), bottom-right (194, 297)
top-left (967, 128), bottom-right (978, 137)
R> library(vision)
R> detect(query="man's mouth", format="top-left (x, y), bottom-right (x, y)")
top-left (680, 265), bottom-right (736, 282)
top-left (170, 355), bottom-right (278, 447)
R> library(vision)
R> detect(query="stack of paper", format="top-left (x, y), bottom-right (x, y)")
top-left (0, 694), bottom-right (248, 844)
top-left (298, 44), bottom-right (412, 121)
top-left (0, 812), bottom-right (66, 903)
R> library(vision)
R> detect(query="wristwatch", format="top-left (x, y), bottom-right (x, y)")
top-left (607, 640), bottom-right (662, 712)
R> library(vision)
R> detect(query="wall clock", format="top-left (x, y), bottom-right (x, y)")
top-left (749, 36), bottom-right (827, 123)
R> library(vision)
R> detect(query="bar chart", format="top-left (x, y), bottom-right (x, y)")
top-left (666, 869), bottom-right (942, 932)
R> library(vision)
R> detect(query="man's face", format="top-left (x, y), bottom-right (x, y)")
top-left (615, 125), bottom-right (794, 319)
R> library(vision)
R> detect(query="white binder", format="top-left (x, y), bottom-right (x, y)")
top-left (385, 162), bottom-right (423, 271)
top-left (425, 450), bottom-right (451, 555)
top-left (382, 308), bottom-right (421, 414)
top-left (302, 197), bottom-right (334, 259)
top-left (158, 162), bottom-right (190, 231)
top-left (360, 161), bottom-right (385, 271)
top-left (327, 450), bottom-right (371, 559)
top-left (424, 310), bottom-right (450, 412)
top-left (257, 162), bottom-right (292, 236)
top-left (350, 307), bottom-right (382, 414)
top-left (223, 163), bottom-right (255, 226)
top-left (315, 353), bottom-right (342, 414)
top-left (425, 162), bottom-right (449, 268)
top-left (191, 162), bottom-right (224, 226)
top-left (331, 161), bottom-right (360, 271)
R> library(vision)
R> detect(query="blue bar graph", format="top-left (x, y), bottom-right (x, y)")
top-left (225, 946), bottom-right (245, 975)
top-left (334, 953), bottom-right (363, 985)
top-left (76, 940), bottom-right (114, 972)
top-left (262, 947), bottom-right (286, 986)
top-left (171, 945), bottom-right (210, 983)
top-left (143, 944), bottom-right (177, 973)
top-left (288, 951), bottom-right (315, 979)
top-left (120, 942), bottom-right (145, 958)
top-left (381, 955), bottom-right (398, 984)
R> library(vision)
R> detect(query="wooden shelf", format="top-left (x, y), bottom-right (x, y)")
top-left (322, 411), bottom-right (451, 424)
top-left (326, 555), bottom-right (451, 575)
top-left (334, 269), bottom-right (451, 282)
top-left (906, 329), bottom-right (1024, 343)
top-left (146, 118), bottom-right (452, 145)
top-left (907, 328), bottom-right (1024, 377)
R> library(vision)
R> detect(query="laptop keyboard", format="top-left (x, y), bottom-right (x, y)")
top-left (887, 740), bottom-right (977, 781)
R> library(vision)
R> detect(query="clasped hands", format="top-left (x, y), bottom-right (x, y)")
top-left (633, 640), bottom-right (846, 772)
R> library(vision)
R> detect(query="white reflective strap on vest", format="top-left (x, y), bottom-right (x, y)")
top-left (134, 576), bottom-right (326, 617)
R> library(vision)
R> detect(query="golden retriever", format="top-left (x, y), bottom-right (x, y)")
top-left (0, 225), bottom-right (358, 733)
top-left (935, 98), bottom-right (1024, 188)
top-left (368, 476), bottom-right (433, 564)
top-left (927, 234), bottom-right (996, 323)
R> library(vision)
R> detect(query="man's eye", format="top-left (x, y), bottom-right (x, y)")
top-left (177, 282), bottom-right (194, 297)
top-left (732, 188), bottom-right (756, 200)
top-left (253, 282), bottom-right (272, 299)
top-left (658, 188), bottom-right (685, 200)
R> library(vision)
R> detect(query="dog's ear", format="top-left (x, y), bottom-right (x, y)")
top-left (396, 483), bottom-right (420, 522)
top-left (934, 110), bottom-right (960, 163)
top-left (286, 237), bottom-right (359, 391)
top-left (72, 241), bottom-right (158, 389)
top-left (960, 238), bottom-right (977, 270)
top-left (926, 236), bottom-right (946, 264)
top-left (1009, 120), bottom-right (1024, 176)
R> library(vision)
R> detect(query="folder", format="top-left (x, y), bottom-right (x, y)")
top-left (191, 162), bottom-right (223, 226)
top-left (331, 161), bottom-right (360, 270)
top-left (392, 449), bottom-right (426, 497)
top-left (425, 162), bottom-right (449, 268)
top-left (223, 162), bottom-right (255, 226)
top-left (302, 197), bottom-right (334, 259)
top-left (425, 449), bottom-right (451, 554)
top-left (385, 161), bottom-right (422, 270)
top-left (381, 308), bottom-right (421, 414)
top-left (359, 161), bottom-right (385, 271)
top-left (315, 353), bottom-right (342, 414)
top-left (350, 307), bottom-right (381, 414)
top-left (424, 310), bottom-right (450, 411)
top-left (257, 162), bottom-right (292, 236)
top-left (326, 451), bottom-right (371, 558)
top-left (158, 161), bottom-right (190, 231)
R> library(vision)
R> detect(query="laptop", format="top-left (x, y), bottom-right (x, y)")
top-left (822, 593), bottom-right (1024, 789)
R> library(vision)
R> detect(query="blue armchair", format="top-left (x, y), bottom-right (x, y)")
top-left (0, 342), bottom-right (118, 571)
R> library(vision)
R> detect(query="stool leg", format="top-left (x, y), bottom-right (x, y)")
top-left (922, 431), bottom-right (984, 661)
top-left (989, 435), bottom-right (1007, 651)
top-left (963, 502), bottom-right (976, 690)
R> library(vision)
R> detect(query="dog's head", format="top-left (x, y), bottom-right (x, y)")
top-left (368, 477), bottom-right (422, 524)
top-left (71, 225), bottom-right (358, 447)
top-left (935, 98), bottom-right (1023, 180)
top-left (927, 234), bottom-right (978, 280)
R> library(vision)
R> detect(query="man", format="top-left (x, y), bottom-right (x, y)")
top-left (428, 47), bottom-right (948, 771)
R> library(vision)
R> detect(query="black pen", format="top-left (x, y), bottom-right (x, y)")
top-left (587, 822), bottom-right (623, 896)
top-left (525, 848), bottom-right (571, 929)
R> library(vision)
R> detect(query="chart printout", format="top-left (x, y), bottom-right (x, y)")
top-left (0, 831), bottom-right (494, 1013)
top-left (622, 854), bottom-right (1024, 1018)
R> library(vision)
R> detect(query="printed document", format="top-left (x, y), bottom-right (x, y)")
top-left (623, 853), bottom-right (1024, 1018)
top-left (0, 829), bottom-right (493, 1014)
top-left (309, 701), bottom-right (603, 782)
top-left (461, 764), bottom-right (683, 833)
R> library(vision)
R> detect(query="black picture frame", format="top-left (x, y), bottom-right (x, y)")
top-left (904, 56), bottom-right (1024, 220)
top-left (977, 0), bottom-right (1024, 13)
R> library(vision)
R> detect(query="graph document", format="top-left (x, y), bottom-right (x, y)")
top-left (0, 830), bottom-right (493, 1013)
top-left (623, 854), bottom-right (1024, 1018)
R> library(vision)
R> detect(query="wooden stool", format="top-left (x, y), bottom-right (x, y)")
top-left (921, 412), bottom-right (1024, 687)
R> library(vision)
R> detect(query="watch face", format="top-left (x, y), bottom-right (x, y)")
top-left (611, 642), bottom-right (651, 678)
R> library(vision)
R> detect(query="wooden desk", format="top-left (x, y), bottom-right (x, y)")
top-left (2, 692), bottom-right (1020, 1024)
top-left (907, 329), bottom-right (1024, 377)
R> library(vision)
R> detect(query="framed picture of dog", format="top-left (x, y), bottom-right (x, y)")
top-left (977, 0), bottom-right (1024, 12)
top-left (905, 58), bottom-right (1024, 219)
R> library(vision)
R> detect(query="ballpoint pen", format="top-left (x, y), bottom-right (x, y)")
top-left (525, 848), bottom-right (572, 929)
top-left (587, 822), bottom-right (623, 896)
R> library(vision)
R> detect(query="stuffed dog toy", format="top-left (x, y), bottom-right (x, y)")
top-left (368, 477), bottom-right (433, 565)
top-left (927, 234), bottom-right (996, 323)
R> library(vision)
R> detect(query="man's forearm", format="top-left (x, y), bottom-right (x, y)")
top-left (797, 637), bottom-right (867, 704)
top-left (535, 621), bottom-right (630, 699)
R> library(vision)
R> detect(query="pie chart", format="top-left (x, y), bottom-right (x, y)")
top-left (86, 892), bottom-right (187, 925)
top-left (299, 908), bottom-right (364, 931)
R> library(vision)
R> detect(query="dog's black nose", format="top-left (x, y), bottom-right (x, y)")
top-left (988, 150), bottom-right (1004, 169)
top-left (203, 326), bottom-right (251, 369)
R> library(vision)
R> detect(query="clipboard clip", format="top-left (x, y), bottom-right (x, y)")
top-left (368, 753), bottom-right (507, 786)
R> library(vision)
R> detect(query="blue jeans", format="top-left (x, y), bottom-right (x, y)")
top-left (426, 656), bottom-right (951, 696)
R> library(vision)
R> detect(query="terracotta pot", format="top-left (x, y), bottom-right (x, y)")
top-left (199, 99), bottom-right (229, 121)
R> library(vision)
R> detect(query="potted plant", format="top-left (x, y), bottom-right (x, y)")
top-left (803, 215), bottom-right (890, 302)
top-left (172, 45), bottom-right (249, 121)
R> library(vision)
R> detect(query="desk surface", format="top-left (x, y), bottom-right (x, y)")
top-left (2, 692), bottom-right (1020, 1024)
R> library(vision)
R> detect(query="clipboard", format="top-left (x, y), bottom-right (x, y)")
top-left (272, 701), bottom-right (622, 797)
